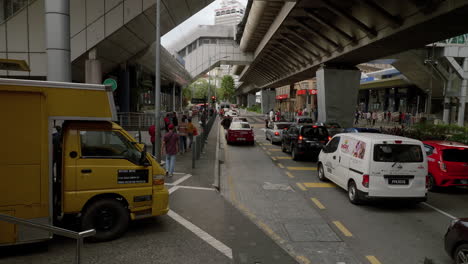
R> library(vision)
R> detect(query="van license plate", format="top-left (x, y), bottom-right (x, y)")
top-left (388, 179), bottom-right (409, 185)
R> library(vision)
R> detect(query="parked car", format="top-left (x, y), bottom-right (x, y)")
top-left (232, 117), bottom-right (248, 123)
top-left (445, 218), bottom-right (468, 264)
top-left (344, 127), bottom-right (381, 133)
top-left (282, 124), bottom-right (330, 160)
top-left (265, 122), bottom-right (292, 144)
top-left (226, 122), bottom-right (254, 145)
top-left (423, 141), bottom-right (468, 191)
top-left (294, 116), bottom-right (314, 124)
top-left (318, 133), bottom-right (427, 204)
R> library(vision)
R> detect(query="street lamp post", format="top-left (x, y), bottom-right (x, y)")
top-left (154, 0), bottom-right (161, 162)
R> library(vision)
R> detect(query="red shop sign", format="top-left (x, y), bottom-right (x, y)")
top-left (276, 94), bottom-right (289, 100)
top-left (296, 89), bottom-right (318, 95)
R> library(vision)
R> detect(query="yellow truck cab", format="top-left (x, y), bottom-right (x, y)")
top-left (0, 78), bottom-right (168, 244)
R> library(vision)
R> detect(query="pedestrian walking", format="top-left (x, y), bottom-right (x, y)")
top-left (178, 116), bottom-right (188, 153)
top-left (187, 118), bottom-right (195, 149)
top-left (163, 114), bottom-right (170, 132)
top-left (162, 124), bottom-right (179, 177)
top-left (354, 111), bottom-right (359, 125)
top-left (172, 111), bottom-right (179, 128)
top-left (148, 124), bottom-right (156, 155)
top-left (372, 111), bottom-right (377, 126)
top-left (269, 109), bottom-right (274, 122)
top-left (367, 112), bottom-right (372, 125)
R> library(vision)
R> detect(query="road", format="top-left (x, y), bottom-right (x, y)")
top-left (221, 112), bottom-right (467, 264)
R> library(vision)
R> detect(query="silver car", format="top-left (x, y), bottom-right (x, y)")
top-left (265, 122), bottom-right (292, 144)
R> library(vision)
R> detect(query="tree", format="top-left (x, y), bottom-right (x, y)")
top-left (188, 78), bottom-right (216, 100)
top-left (219, 75), bottom-right (235, 102)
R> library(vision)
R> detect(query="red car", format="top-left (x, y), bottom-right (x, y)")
top-left (423, 140), bottom-right (468, 191)
top-left (226, 122), bottom-right (254, 145)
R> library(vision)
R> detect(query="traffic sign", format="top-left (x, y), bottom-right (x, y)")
top-left (103, 78), bottom-right (118, 91)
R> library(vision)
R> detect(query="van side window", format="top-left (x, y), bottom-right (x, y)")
top-left (80, 131), bottom-right (139, 159)
top-left (325, 136), bottom-right (340, 153)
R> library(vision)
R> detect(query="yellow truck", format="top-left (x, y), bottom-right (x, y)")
top-left (0, 78), bottom-right (168, 244)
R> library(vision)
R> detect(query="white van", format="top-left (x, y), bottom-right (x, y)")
top-left (317, 133), bottom-right (427, 204)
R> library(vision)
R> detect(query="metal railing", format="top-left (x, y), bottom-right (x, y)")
top-left (192, 114), bottom-right (216, 168)
top-left (0, 213), bottom-right (95, 264)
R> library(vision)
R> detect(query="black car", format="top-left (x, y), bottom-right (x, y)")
top-left (281, 124), bottom-right (330, 160)
top-left (343, 127), bottom-right (381, 133)
top-left (445, 218), bottom-right (468, 263)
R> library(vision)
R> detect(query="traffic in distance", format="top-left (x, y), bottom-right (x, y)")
top-left (219, 103), bottom-right (468, 264)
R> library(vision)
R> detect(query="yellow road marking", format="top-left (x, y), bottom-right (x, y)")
top-left (366, 256), bottom-right (382, 264)
top-left (303, 182), bottom-right (336, 188)
top-left (268, 149), bottom-right (282, 151)
top-left (333, 221), bottom-right (353, 237)
top-left (266, 151), bottom-right (272, 155)
top-left (274, 156), bottom-right (292, 160)
top-left (271, 157), bottom-right (277, 161)
top-left (296, 255), bottom-right (312, 264)
top-left (278, 163), bottom-right (285, 169)
top-left (286, 172), bottom-right (294, 178)
top-left (296, 182), bottom-right (307, 191)
top-left (311, 198), bottom-right (325, 209)
top-left (287, 167), bottom-right (317, 171)
top-left (261, 147), bottom-right (266, 150)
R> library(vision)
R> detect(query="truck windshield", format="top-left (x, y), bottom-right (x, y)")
top-left (373, 144), bottom-right (423, 162)
top-left (442, 149), bottom-right (468, 162)
top-left (80, 130), bottom-right (142, 163)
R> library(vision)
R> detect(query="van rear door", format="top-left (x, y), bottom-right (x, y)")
top-left (369, 140), bottom-right (427, 197)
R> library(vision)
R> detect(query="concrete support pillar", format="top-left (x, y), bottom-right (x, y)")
top-left (85, 49), bottom-right (102, 84)
top-left (457, 58), bottom-right (468, 126)
top-left (247, 93), bottom-right (256, 108)
top-left (443, 68), bottom-right (453, 124)
top-left (316, 67), bottom-right (360, 127)
top-left (261, 89), bottom-right (275, 114)
top-left (172, 82), bottom-right (176, 112)
top-left (45, 0), bottom-right (71, 82)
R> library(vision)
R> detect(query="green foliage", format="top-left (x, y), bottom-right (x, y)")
top-left (384, 123), bottom-right (468, 144)
top-left (218, 75), bottom-right (236, 102)
top-left (247, 104), bottom-right (262, 113)
top-left (188, 78), bottom-right (216, 100)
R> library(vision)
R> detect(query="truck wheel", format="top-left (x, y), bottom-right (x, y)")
top-left (348, 181), bottom-right (363, 205)
top-left (318, 164), bottom-right (327, 181)
top-left (81, 198), bottom-right (129, 242)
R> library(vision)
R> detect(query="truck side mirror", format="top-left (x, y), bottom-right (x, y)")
top-left (139, 148), bottom-right (150, 167)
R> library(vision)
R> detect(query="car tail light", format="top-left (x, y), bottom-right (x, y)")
top-left (313, 125), bottom-right (318, 128)
top-left (328, 136), bottom-right (332, 141)
top-left (275, 132), bottom-right (280, 136)
top-left (153, 174), bottom-right (165, 185)
top-left (362, 174), bottom-right (369, 188)
top-left (395, 140), bottom-right (402, 144)
top-left (298, 135), bottom-right (303, 143)
top-left (439, 161), bottom-right (447, 172)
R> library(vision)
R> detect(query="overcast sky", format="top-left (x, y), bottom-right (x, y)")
top-left (161, 0), bottom-right (247, 50)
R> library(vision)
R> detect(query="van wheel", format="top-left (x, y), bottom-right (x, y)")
top-left (81, 198), bottom-right (129, 242)
top-left (318, 164), bottom-right (327, 181)
top-left (427, 174), bottom-right (439, 192)
top-left (348, 181), bottom-right (363, 205)
top-left (454, 243), bottom-right (468, 264)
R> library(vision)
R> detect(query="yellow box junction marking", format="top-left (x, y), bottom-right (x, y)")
top-left (296, 183), bottom-right (307, 191)
top-left (271, 157), bottom-right (277, 161)
top-left (287, 167), bottom-right (317, 171)
top-left (311, 198), bottom-right (325, 209)
top-left (266, 151), bottom-right (272, 155)
top-left (268, 149), bottom-right (282, 151)
top-left (333, 221), bottom-right (353, 237)
top-left (303, 182), bottom-right (336, 188)
top-left (275, 156), bottom-right (292, 160)
top-left (285, 172), bottom-right (294, 178)
top-left (278, 163), bottom-right (285, 169)
top-left (366, 256), bottom-right (382, 264)
top-left (296, 255), bottom-right (312, 264)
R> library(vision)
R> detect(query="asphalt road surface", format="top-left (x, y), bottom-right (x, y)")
top-left (220, 112), bottom-right (466, 264)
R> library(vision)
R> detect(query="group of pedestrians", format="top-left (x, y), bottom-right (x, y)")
top-left (148, 112), bottom-right (198, 177)
top-left (354, 110), bottom-right (414, 126)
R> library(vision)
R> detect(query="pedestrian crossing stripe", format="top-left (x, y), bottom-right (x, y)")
top-left (302, 182), bottom-right (336, 188)
top-left (287, 167), bottom-right (317, 171)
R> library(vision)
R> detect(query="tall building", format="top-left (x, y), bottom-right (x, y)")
top-left (214, 0), bottom-right (245, 26)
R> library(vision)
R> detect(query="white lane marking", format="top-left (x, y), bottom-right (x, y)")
top-left (422, 202), bottom-right (457, 220)
top-left (171, 174), bottom-right (192, 186)
top-left (168, 210), bottom-right (233, 259)
top-left (177, 186), bottom-right (216, 191)
top-left (168, 186), bottom-right (180, 194)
